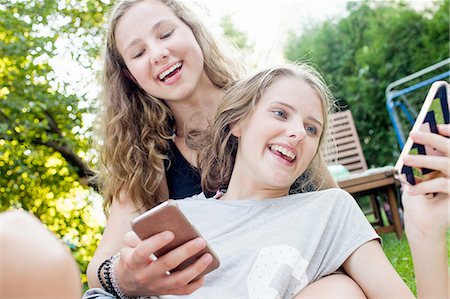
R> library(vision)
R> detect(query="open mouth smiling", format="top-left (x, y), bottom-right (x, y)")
top-left (269, 144), bottom-right (296, 163)
top-left (158, 62), bottom-right (183, 82)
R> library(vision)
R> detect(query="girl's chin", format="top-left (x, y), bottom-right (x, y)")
top-left (266, 174), bottom-right (297, 186)
top-left (263, 181), bottom-right (293, 192)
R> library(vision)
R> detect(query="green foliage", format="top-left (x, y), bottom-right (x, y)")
top-left (285, 0), bottom-right (449, 166)
top-left (221, 15), bottom-right (253, 50)
top-left (0, 0), bottom-right (113, 283)
top-left (220, 14), bottom-right (254, 66)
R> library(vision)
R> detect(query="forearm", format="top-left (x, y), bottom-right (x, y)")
top-left (407, 227), bottom-right (449, 298)
top-left (87, 197), bottom-right (140, 289)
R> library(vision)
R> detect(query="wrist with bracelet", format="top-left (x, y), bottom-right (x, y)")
top-left (97, 253), bottom-right (145, 299)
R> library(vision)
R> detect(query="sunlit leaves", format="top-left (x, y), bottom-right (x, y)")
top-left (1, 0), bottom-right (113, 284)
top-left (220, 14), bottom-right (254, 67)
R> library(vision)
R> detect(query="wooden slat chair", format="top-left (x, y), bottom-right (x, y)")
top-left (324, 110), bottom-right (403, 238)
top-left (325, 110), bottom-right (368, 172)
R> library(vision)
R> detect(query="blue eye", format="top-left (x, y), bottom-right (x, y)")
top-left (305, 125), bottom-right (317, 135)
top-left (273, 109), bottom-right (287, 118)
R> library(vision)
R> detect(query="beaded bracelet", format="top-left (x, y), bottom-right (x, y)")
top-left (111, 253), bottom-right (147, 299)
top-left (104, 257), bottom-right (120, 297)
top-left (97, 255), bottom-right (119, 297)
top-left (97, 257), bottom-right (112, 292)
top-left (98, 254), bottom-right (146, 299)
top-left (110, 253), bottom-right (137, 299)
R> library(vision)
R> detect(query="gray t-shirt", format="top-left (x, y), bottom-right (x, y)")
top-left (167, 188), bottom-right (379, 299)
top-left (83, 188), bottom-right (379, 299)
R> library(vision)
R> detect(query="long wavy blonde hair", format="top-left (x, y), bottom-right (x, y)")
top-left (99, 0), bottom-right (243, 212)
top-left (194, 64), bottom-right (335, 196)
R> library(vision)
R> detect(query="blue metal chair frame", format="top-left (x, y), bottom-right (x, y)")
top-left (386, 58), bottom-right (450, 149)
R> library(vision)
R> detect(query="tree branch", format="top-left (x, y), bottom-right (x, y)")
top-left (0, 109), bottom-right (8, 120)
top-left (43, 109), bottom-right (63, 136)
top-left (1, 108), bottom-right (99, 190)
top-left (32, 139), bottom-right (99, 190)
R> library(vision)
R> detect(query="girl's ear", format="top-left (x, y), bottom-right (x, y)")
top-left (230, 121), bottom-right (242, 137)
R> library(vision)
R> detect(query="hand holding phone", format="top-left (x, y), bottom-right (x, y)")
top-left (131, 200), bottom-right (220, 278)
top-left (395, 81), bottom-right (449, 185)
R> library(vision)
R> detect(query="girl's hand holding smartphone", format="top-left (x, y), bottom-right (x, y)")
top-left (394, 81), bottom-right (450, 236)
top-left (131, 200), bottom-right (220, 278)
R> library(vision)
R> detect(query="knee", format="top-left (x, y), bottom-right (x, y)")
top-left (2, 209), bottom-right (39, 225)
top-left (1, 210), bottom-right (81, 298)
top-left (1, 210), bottom-right (42, 240)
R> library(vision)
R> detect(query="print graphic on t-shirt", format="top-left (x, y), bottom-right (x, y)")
top-left (247, 244), bottom-right (309, 299)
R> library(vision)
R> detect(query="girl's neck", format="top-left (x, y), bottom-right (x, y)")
top-left (220, 177), bottom-right (289, 201)
top-left (167, 77), bottom-right (225, 135)
top-left (220, 156), bottom-right (290, 201)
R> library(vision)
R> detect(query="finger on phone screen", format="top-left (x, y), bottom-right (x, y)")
top-left (410, 130), bottom-right (450, 156)
top-left (403, 154), bottom-right (449, 176)
top-left (404, 177), bottom-right (449, 195)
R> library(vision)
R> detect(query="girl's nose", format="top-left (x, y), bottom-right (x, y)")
top-left (286, 124), bottom-right (306, 144)
top-left (150, 46), bottom-right (169, 65)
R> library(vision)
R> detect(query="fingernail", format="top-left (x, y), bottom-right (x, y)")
top-left (203, 253), bottom-right (213, 264)
top-left (403, 155), bottom-right (413, 162)
top-left (195, 238), bottom-right (206, 247)
top-left (163, 231), bottom-right (174, 240)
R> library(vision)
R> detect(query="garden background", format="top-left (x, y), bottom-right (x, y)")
top-left (1, 0), bottom-right (449, 293)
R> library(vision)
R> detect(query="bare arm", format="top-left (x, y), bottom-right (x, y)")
top-left (294, 274), bottom-right (366, 298)
top-left (406, 220), bottom-right (448, 297)
top-left (86, 193), bottom-right (141, 288)
top-left (343, 240), bottom-right (415, 298)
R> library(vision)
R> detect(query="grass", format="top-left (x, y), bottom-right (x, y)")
top-left (381, 231), bottom-right (450, 295)
top-left (381, 232), bottom-right (417, 294)
top-left (357, 195), bottom-right (450, 295)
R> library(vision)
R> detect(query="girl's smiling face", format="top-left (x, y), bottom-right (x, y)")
top-left (114, 0), bottom-right (209, 102)
top-left (231, 76), bottom-right (324, 196)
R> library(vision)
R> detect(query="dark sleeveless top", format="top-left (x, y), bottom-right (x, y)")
top-left (165, 141), bottom-right (202, 199)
